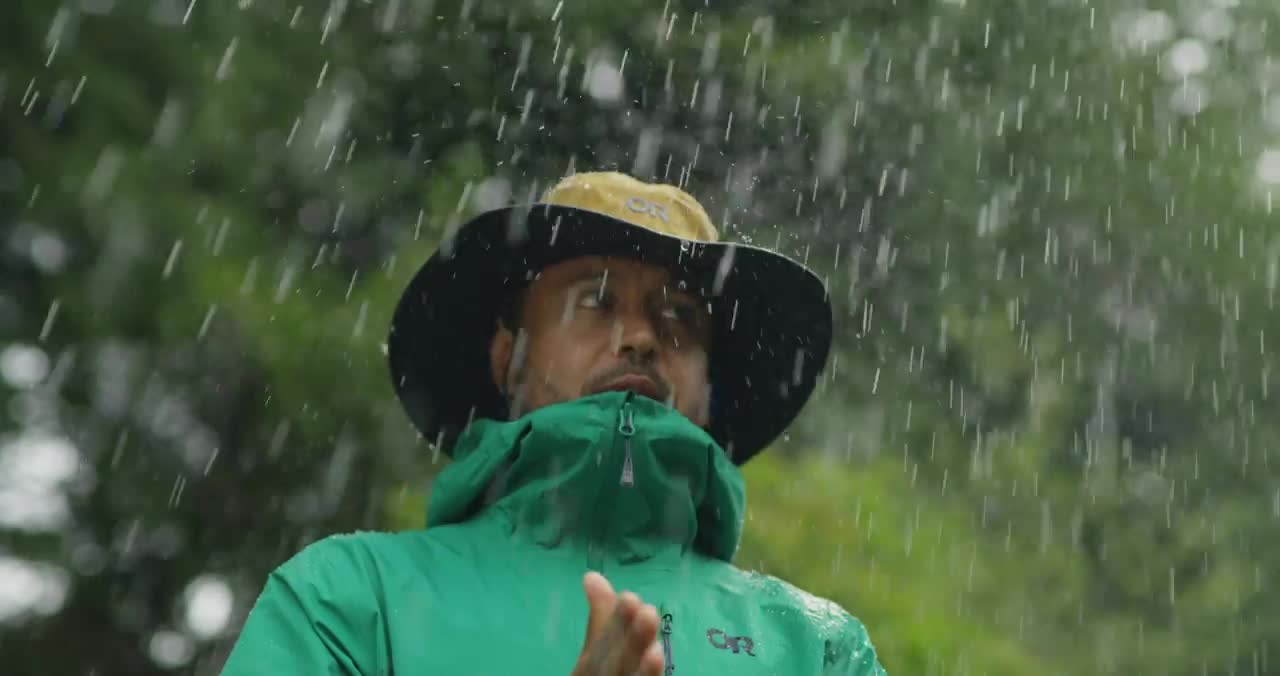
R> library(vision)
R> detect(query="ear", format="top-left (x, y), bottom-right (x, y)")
top-left (489, 323), bottom-right (515, 395)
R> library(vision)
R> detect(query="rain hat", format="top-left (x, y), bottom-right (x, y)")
top-left (387, 172), bottom-right (832, 465)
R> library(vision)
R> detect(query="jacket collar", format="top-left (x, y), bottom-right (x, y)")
top-left (425, 391), bottom-right (745, 564)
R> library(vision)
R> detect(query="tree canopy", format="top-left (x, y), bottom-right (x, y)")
top-left (3, 0), bottom-right (1279, 673)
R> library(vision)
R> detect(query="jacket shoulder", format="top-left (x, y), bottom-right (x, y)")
top-left (223, 531), bottom-right (423, 675)
top-left (277, 530), bottom-right (433, 584)
top-left (746, 567), bottom-right (861, 632)
top-left (291, 530), bottom-right (420, 558)
top-left (712, 562), bottom-right (882, 669)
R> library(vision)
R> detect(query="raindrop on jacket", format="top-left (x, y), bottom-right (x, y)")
top-left (222, 391), bottom-right (886, 675)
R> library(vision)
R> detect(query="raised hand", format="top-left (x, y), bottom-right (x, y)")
top-left (570, 572), bottom-right (665, 676)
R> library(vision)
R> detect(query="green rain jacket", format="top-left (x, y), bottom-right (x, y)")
top-left (223, 392), bottom-right (886, 675)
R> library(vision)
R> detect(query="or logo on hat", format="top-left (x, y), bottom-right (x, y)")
top-left (387, 169), bottom-right (832, 467)
top-left (624, 196), bottom-right (670, 223)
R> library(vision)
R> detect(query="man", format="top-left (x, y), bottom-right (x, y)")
top-left (223, 172), bottom-right (886, 675)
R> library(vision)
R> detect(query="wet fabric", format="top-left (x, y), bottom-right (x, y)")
top-left (222, 392), bottom-right (886, 675)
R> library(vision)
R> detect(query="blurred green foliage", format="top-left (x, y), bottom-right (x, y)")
top-left (3, 0), bottom-right (1280, 674)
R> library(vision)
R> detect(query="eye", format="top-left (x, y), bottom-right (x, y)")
top-left (660, 302), bottom-right (696, 325)
top-left (578, 288), bottom-right (609, 309)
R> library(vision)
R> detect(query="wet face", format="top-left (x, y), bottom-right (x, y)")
top-left (489, 256), bottom-right (713, 427)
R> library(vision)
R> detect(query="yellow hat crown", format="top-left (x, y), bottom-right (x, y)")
top-left (541, 171), bottom-right (720, 243)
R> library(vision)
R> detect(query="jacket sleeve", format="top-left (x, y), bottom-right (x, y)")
top-left (221, 537), bottom-right (383, 676)
top-left (825, 612), bottom-right (888, 675)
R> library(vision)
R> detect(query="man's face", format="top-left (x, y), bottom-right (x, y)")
top-left (489, 256), bottom-right (713, 427)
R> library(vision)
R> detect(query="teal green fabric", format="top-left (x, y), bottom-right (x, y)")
top-left (223, 392), bottom-right (886, 675)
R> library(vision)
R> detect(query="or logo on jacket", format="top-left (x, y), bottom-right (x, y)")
top-left (220, 396), bottom-right (887, 675)
top-left (706, 627), bottom-right (757, 656)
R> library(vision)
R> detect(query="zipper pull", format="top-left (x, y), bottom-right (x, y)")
top-left (618, 405), bottom-right (635, 487)
top-left (660, 613), bottom-right (674, 674)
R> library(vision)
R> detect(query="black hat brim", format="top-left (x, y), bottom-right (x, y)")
top-left (386, 203), bottom-right (833, 465)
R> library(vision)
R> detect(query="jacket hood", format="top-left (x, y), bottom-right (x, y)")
top-left (424, 391), bottom-right (746, 564)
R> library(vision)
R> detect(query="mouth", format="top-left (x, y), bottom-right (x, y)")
top-left (595, 373), bottom-right (664, 401)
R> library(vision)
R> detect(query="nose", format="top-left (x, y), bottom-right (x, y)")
top-left (611, 308), bottom-right (659, 361)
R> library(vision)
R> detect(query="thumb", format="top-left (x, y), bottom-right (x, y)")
top-left (580, 571), bottom-right (617, 647)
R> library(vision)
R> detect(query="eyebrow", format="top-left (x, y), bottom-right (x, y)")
top-left (564, 270), bottom-right (607, 294)
top-left (562, 266), bottom-right (704, 303)
top-left (560, 263), bottom-right (607, 285)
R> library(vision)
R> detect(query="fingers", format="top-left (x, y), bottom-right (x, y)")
top-left (574, 573), bottom-right (666, 676)
top-left (637, 642), bottom-right (665, 676)
top-left (589, 593), bottom-right (634, 673)
top-left (612, 598), bottom-right (659, 674)
top-left (581, 572), bottom-right (618, 645)
top-left (589, 591), bottom-right (642, 673)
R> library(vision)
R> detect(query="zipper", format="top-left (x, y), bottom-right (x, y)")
top-left (618, 403), bottom-right (636, 487)
top-left (660, 612), bottom-right (675, 674)
top-left (589, 396), bottom-right (635, 571)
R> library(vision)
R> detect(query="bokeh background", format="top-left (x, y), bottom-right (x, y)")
top-left (4, 0), bottom-right (1280, 673)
